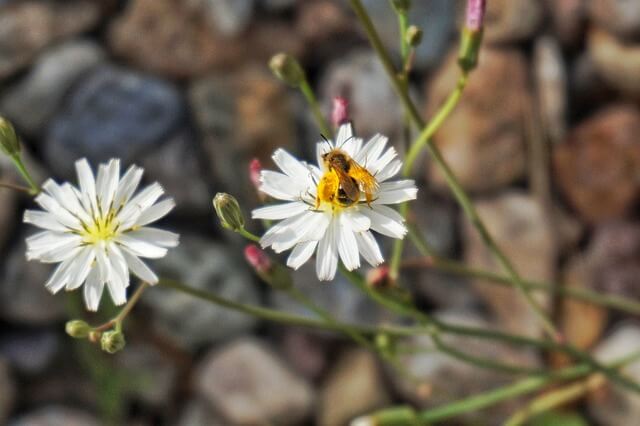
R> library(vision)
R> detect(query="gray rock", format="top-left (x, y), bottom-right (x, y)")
top-left (589, 0), bottom-right (640, 40)
top-left (0, 40), bottom-right (105, 137)
top-left (484, 0), bottom-right (544, 44)
top-left (177, 399), bottom-right (226, 426)
top-left (318, 349), bottom-right (390, 426)
top-left (202, 0), bottom-right (254, 37)
top-left (145, 236), bottom-right (259, 349)
top-left (0, 163), bottom-right (18, 250)
top-left (260, 0), bottom-right (297, 10)
top-left (0, 358), bottom-right (15, 425)
top-left (588, 26), bottom-right (640, 97)
top-left (44, 64), bottom-right (185, 178)
top-left (0, 238), bottom-right (65, 325)
top-left (195, 338), bottom-right (315, 425)
top-left (0, 330), bottom-right (59, 374)
top-left (8, 406), bottom-right (99, 426)
top-left (281, 329), bottom-right (330, 380)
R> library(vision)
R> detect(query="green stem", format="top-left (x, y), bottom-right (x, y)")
top-left (0, 180), bottom-right (33, 193)
top-left (94, 282), bottom-right (149, 332)
top-left (238, 227), bottom-right (261, 243)
top-left (10, 154), bottom-right (39, 195)
top-left (299, 78), bottom-right (333, 139)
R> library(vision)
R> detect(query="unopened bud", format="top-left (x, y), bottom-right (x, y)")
top-left (65, 320), bottom-right (91, 339)
top-left (0, 116), bottom-right (20, 157)
top-left (88, 330), bottom-right (102, 343)
top-left (249, 158), bottom-right (265, 200)
top-left (213, 193), bottom-right (245, 232)
top-left (244, 245), bottom-right (292, 289)
top-left (269, 53), bottom-right (305, 88)
top-left (458, 0), bottom-right (486, 72)
top-left (465, 0), bottom-right (486, 32)
top-left (390, 0), bottom-right (411, 13)
top-left (405, 25), bottom-right (423, 47)
top-left (244, 244), bottom-right (272, 274)
top-left (101, 330), bottom-right (126, 354)
top-left (366, 265), bottom-right (392, 289)
top-left (331, 97), bottom-right (349, 128)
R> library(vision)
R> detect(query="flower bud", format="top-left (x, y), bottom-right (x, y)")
top-left (65, 320), bottom-right (91, 339)
top-left (101, 330), bottom-right (126, 354)
top-left (0, 116), bottom-right (20, 157)
top-left (366, 265), bottom-right (392, 289)
top-left (405, 25), bottom-right (423, 47)
top-left (88, 330), bottom-right (102, 343)
top-left (244, 244), bottom-right (292, 290)
top-left (390, 0), bottom-right (411, 13)
top-left (269, 53), bottom-right (305, 88)
top-left (213, 193), bottom-right (245, 232)
top-left (244, 244), bottom-right (272, 274)
top-left (249, 158), bottom-right (265, 200)
top-left (331, 97), bottom-right (349, 128)
top-left (465, 0), bottom-right (486, 32)
top-left (458, 0), bottom-right (486, 72)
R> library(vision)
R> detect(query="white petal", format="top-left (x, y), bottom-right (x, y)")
top-left (369, 146), bottom-right (398, 177)
top-left (355, 231), bottom-right (384, 266)
top-left (117, 183), bottom-right (164, 228)
top-left (299, 211), bottom-right (331, 241)
top-left (34, 193), bottom-right (82, 230)
top-left (316, 139), bottom-right (333, 169)
top-left (272, 148), bottom-right (312, 181)
top-left (105, 247), bottom-right (127, 306)
top-left (252, 202), bottom-right (309, 220)
top-left (260, 170), bottom-right (306, 201)
top-left (342, 210), bottom-right (371, 232)
top-left (373, 180), bottom-right (418, 204)
top-left (126, 227), bottom-right (180, 248)
top-left (316, 218), bottom-right (339, 281)
top-left (121, 249), bottom-right (158, 284)
top-left (338, 214), bottom-right (360, 271)
top-left (97, 159), bottom-right (120, 213)
top-left (114, 165), bottom-right (143, 208)
top-left (26, 232), bottom-right (82, 262)
top-left (354, 134), bottom-right (387, 165)
top-left (44, 255), bottom-right (77, 294)
top-left (95, 244), bottom-right (111, 284)
top-left (287, 240), bottom-right (318, 270)
top-left (108, 243), bottom-right (130, 289)
top-left (75, 158), bottom-right (97, 211)
top-left (341, 137), bottom-right (363, 158)
top-left (270, 212), bottom-right (318, 253)
top-left (66, 247), bottom-right (96, 291)
top-left (359, 206), bottom-right (407, 239)
top-left (260, 212), bottom-right (306, 248)
top-left (134, 198), bottom-right (175, 227)
top-left (83, 267), bottom-right (104, 311)
top-left (116, 234), bottom-right (168, 258)
top-left (374, 159), bottom-right (402, 182)
top-left (23, 210), bottom-right (69, 232)
top-left (335, 123), bottom-right (354, 148)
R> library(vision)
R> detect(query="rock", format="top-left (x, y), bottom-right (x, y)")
top-left (177, 399), bottom-right (226, 426)
top-left (0, 0), bottom-right (101, 80)
top-left (0, 238), bottom-right (65, 325)
top-left (0, 163), bottom-right (18, 250)
top-left (569, 52), bottom-right (617, 116)
top-left (588, 323), bottom-right (640, 425)
top-left (139, 131), bottom-right (211, 215)
top-left (545, 0), bottom-right (587, 46)
top-left (294, 0), bottom-right (355, 61)
top-left (463, 192), bottom-right (554, 337)
top-left (45, 64), bottom-right (185, 178)
top-left (553, 105), bottom-right (640, 224)
top-left (588, 26), bottom-right (640, 96)
top-left (483, 0), bottom-right (544, 44)
top-left (0, 330), bottom-right (59, 375)
top-left (0, 40), bottom-right (105, 137)
top-left (281, 329), bottom-right (330, 380)
top-left (392, 310), bottom-right (540, 425)
top-left (145, 236), bottom-right (259, 349)
top-left (195, 339), bottom-right (315, 425)
top-left (362, 0), bottom-right (455, 70)
top-left (0, 359), bottom-right (15, 425)
top-left (533, 36), bottom-right (568, 145)
top-left (201, 0), bottom-right (254, 37)
top-left (589, 0), bottom-right (640, 40)
top-left (260, 0), bottom-right (297, 11)
top-left (426, 48), bottom-right (529, 192)
top-left (8, 406), bottom-right (100, 426)
top-left (320, 50), bottom-right (405, 140)
top-left (318, 349), bottom-right (390, 426)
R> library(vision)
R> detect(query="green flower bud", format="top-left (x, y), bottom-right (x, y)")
top-left (101, 330), bottom-right (126, 354)
top-left (213, 193), bottom-right (245, 232)
top-left (405, 25), bottom-right (423, 47)
top-left (390, 0), bottom-right (411, 13)
top-left (458, 27), bottom-right (483, 72)
top-left (269, 53), bottom-right (305, 88)
top-left (65, 320), bottom-right (92, 339)
top-left (0, 116), bottom-right (20, 157)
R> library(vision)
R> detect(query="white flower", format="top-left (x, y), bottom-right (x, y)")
top-left (252, 123), bottom-right (417, 281)
top-left (24, 158), bottom-right (179, 311)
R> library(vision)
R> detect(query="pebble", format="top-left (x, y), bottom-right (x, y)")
top-left (8, 406), bottom-right (100, 426)
top-left (589, 0), bottom-right (640, 40)
top-left (426, 48), bottom-right (529, 192)
top-left (0, 0), bottom-right (101, 80)
top-left (0, 330), bottom-right (59, 375)
top-left (44, 64), bottom-right (185, 178)
top-left (0, 359), bottom-right (15, 425)
top-left (553, 104), bottom-right (640, 224)
top-left (483, 0), bottom-right (544, 44)
top-left (144, 235), bottom-right (259, 349)
top-left (0, 40), bottom-right (105, 137)
top-left (177, 399), bottom-right (226, 426)
top-left (317, 349), bottom-right (390, 426)
top-left (195, 338), bottom-right (315, 425)
top-left (463, 191), bottom-right (554, 337)
top-left (545, 0), bottom-right (587, 46)
top-left (281, 329), bottom-right (330, 380)
top-left (201, 0), bottom-right (254, 37)
top-left (588, 26), bottom-right (640, 96)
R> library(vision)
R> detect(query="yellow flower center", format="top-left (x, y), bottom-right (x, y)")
top-left (315, 170), bottom-right (356, 210)
top-left (82, 211), bottom-right (119, 244)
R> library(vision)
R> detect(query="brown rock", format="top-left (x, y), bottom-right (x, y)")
top-left (463, 191), bottom-right (554, 337)
top-left (317, 350), bottom-right (390, 426)
top-left (554, 105), bottom-right (640, 224)
top-left (0, 0), bottom-right (101, 79)
top-left (426, 48), bottom-right (528, 192)
top-left (483, 0), bottom-right (544, 44)
top-left (0, 359), bottom-right (14, 424)
top-left (545, 0), bottom-right (587, 46)
top-left (589, 0), bottom-right (640, 40)
top-left (588, 27), bottom-right (640, 96)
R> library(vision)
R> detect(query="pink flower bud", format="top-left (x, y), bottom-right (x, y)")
top-left (244, 244), bottom-right (272, 274)
top-left (366, 265), bottom-right (392, 288)
top-left (465, 0), bottom-right (486, 32)
top-left (331, 97), bottom-right (349, 128)
top-left (249, 158), bottom-right (262, 191)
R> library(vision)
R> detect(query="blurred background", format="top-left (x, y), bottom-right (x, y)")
top-left (1, 0), bottom-right (640, 424)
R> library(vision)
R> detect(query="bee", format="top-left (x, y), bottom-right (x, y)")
top-left (315, 148), bottom-right (378, 208)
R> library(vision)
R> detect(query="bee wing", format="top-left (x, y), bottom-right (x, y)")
top-left (334, 167), bottom-right (360, 201)
top-left (349, 163), bottom-right (379, 194)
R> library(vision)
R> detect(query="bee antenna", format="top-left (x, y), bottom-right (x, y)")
top-left (320, 134), bottom-right (332, 151)
top-left (336, 135), bottom-right (354, 150)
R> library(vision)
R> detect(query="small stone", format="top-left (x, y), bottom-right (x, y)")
top-left (426, 48), bottom-right (529, 192)
top-left (589, 0), bottom-right (640, 40)
top-left (0, 40), bottom-right (105, 137)
top-left (0, 238), bottom-right (65, 325)
top-left (145, 236), bottom-right (259, 349)
top-left (588, 26), bottom-right (640, 96)
top-left (44, 64), bottom-right (185, 178)
top-left (178, 399), bottom-right (226, 426)
top-left (588, 323), bottom-right (640, 425)
top-left (318, 349), bottom-right (390, 426)
top-left (0, 330), bottom-right (59, 375)
top-left (195, 338), bottom-right (315, 425)
top-left (553, 105), bottom-right (640, 224)
top-left (463, 191), bottom-right (554, 337)
top-left (483, 0), bottom-right (544, 44)
top-left (294, 0), bottom-right (355, 59)
top-left (8, 406), bottom-right (100, 426)
top-left (320, 50), bottom-right (404, 140)
top-left (0, 0), bottom-right (101, 80)
top-left (545, 0), bottom-right (587, 46)
top-left (281, 329), bottom-right (330, 380)
top-left (0, 359), bottom-right (15, 425)
top-left (201, 0), bottom-right (254, 37)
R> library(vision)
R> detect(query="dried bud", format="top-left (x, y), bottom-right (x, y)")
top-left (65, 320), bottom-right (91, 339)
top-left (0, 116), bottom-right (20, 157)
top-left (331, 97), bottom-right (350, 128)
top-left (405, 25), bottom-right (423, 47)
top-left (244, 244), bottom-right (272, 274)
top-left (100, 330), bottom-right (126, 354)
top-left (269, 53), bottom-right (305, 88)
top-left (390, 0), bottom-right (411, 13)
top-left (213, 193), bottom-right (245, 232)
